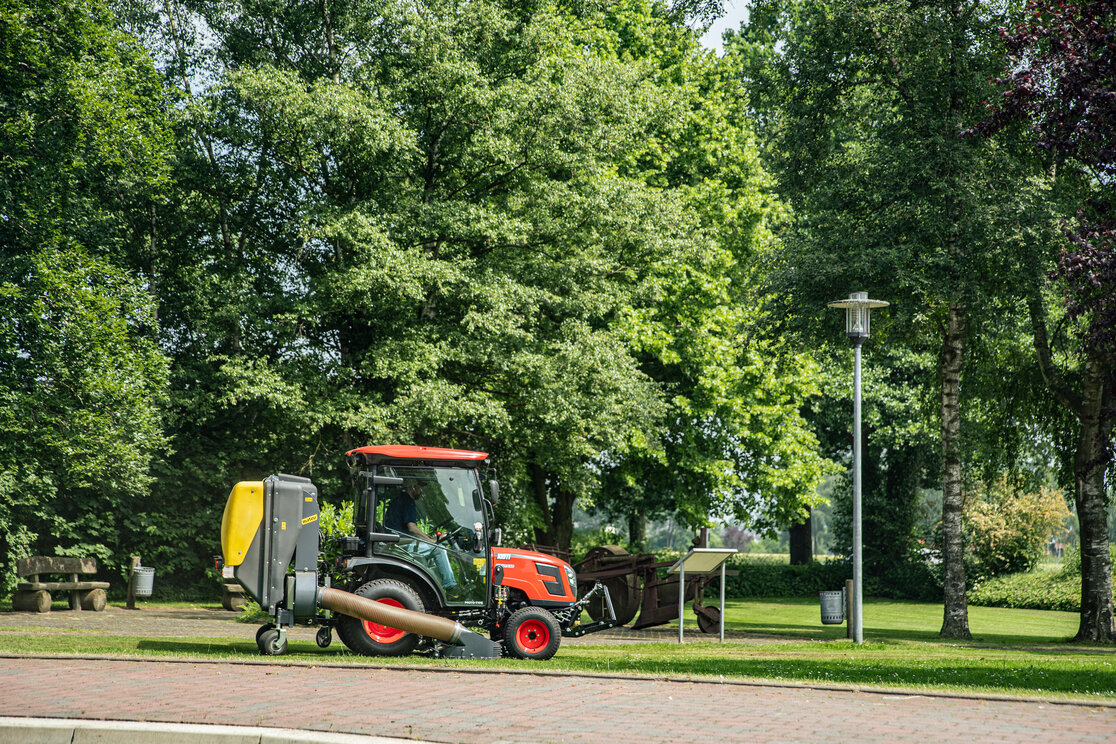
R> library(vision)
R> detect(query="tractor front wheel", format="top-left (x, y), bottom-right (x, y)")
top-left (504, 606), bottom-right (561, 660)
top-left (335, 578), bottom-right (425, 656)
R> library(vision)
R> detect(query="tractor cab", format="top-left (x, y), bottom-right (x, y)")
top-left (344, 446), bottom-right (497, 608)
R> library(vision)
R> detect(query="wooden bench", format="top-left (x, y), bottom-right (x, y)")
top-left (12, 556), bottom-right (110, 612)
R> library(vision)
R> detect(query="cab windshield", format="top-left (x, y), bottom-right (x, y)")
top-left (359, 465), bottom-right (487, 606)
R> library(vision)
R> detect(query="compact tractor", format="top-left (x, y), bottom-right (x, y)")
top-left (220, 445), bottom-right (616, 660)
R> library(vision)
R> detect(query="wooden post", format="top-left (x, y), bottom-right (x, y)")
top-left (69, 572), bottom-right (81, 611)
top-left (126, 556), bottom-right (141, 610)
top-left (845, 578), bottom-right (854, 640)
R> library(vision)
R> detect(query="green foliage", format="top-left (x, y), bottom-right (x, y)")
top-left (731, 0), bottom-right (1074, 637)
top-left (0, 249), bottom-right (169, 593)
top-left (964, 478), bottom-right (1071, 577)
top-left (317, 500), bottom-right (355, 582)
top-left (970, 547), bottom-right (1116, 613)
top-left (723, 555), bottom-right (848, 598)
top-left (119, 0), bottom-right (830, 564)
top-left (235, 600), bottom-right (269, 624)
top-left (0, 0), bottom-right (171, 593)
top-left (969, 568), bottom-right (1081, 613)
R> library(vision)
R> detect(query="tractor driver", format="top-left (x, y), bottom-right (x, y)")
top-left (384, 478), bottom-right (458, 591)
top-left (384, 480), bottom-right (429, 540)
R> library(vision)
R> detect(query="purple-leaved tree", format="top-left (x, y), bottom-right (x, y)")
top-left (972, 0), bottom-right (1115, 642)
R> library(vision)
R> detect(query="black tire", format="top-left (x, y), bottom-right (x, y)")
top-left (504, 606), bottom-right (561, 661)
top-left (335, 578), bottom-right (425, 656)
top-left (256, 623), bottom-right (275, 643)
top-left (257, 628), bottom-right (287, 655)
top-left (316, 626), bottom-right (332, 648)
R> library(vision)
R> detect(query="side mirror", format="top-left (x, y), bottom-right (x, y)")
top-left (489, 479), bottom-right (499, 505)
top-left (489, 527), bottom-right (502, 547)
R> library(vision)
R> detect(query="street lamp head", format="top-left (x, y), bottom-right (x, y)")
top-left (827, 291), bottom-right (889, 340)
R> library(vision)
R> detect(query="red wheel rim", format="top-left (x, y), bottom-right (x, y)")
top-left (516, 619), bottom-right (550, 653)
top-left (363, 598), bottom-right (406, 643)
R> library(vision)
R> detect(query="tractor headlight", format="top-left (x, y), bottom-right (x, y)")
top-left (565, 565), bottom-right (577, 596)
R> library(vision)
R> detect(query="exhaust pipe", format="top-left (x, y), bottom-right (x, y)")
top-left (317, 586), bottom-right (501, 659)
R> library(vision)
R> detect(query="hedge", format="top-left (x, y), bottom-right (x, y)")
top-left (685, 555), bottom-right (940, 601)
top-left (968, 569), bottom-right (1081, 612)
top-left (968, 547), bottom-right (1116, 613)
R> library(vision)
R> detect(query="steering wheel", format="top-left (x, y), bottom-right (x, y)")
top-left (436, 525), bottom-right (471, 550)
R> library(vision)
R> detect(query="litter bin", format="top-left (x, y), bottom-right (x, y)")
top-left (133, 566), bottom-right (155, 598)
top-left (819, 589), bottom-right (844, 624)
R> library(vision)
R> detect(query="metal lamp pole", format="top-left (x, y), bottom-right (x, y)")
top-left (827, 291), bottom-right (887, 645)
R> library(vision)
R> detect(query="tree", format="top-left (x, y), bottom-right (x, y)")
top-left (733, 0), bottom-right (1040, 638)
top-left (0, 0), bottom-right (170, 588)
top-left (587, 2), bottom-right (835, 550)
top-left (971, 0), bottom-right (1116, 641)
top-left (111, 0), bottom-right (835, 562)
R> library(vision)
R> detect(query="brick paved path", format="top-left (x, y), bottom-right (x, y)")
top-left (1, 657), bottom-right (1113, 744)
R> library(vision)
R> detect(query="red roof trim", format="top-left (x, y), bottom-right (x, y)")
top-left (345, 445), bottom-right (489, 461)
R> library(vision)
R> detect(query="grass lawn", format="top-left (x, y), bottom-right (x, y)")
top-left (709, 596), bottom-right (1081, 645)
top-left (0, 597), bottom-right (1111, 702)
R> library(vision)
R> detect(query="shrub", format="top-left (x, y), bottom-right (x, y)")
top-left (964, 478), bottom-right (1070, 577)
top-left (318, 499), bottom-right (354, 582)
top-left (969, 568), bottom-right (1081, 612)
top-left (969, 545), bottom-right (1116, 612)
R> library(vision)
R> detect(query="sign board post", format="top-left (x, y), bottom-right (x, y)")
top-left (667, 548), bottom-right (737, 643)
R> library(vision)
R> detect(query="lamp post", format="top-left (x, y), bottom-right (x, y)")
top-left (827, 291), bottom-right (888, 644)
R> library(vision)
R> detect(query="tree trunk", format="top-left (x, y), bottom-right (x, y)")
top-left (628, 511), bottom-right (647, 553)
top-left (552, 487), bottom-right (575, 553)
top-left (527, 462), bottom-right (575, 552)
top-left (789, 511), bottom-right (813, 565)
top-left (939, 302), bottom-right (972, 639)
top-left (1028, 296), bottom-right (1115, 642)
top-left (528, 462), bottom-right (552, 546)
top-left (1074, 352), bottom-right (1115, 642)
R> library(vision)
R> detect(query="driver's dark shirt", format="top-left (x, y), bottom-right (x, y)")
top-left (384, 493), bottom-right (418, 533)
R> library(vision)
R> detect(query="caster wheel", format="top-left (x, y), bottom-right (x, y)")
top-left (316, 626), bottom-right (332, 648)
top-left (257, 627), bottom-right (288, 655)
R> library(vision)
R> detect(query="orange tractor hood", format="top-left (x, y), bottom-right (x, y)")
top-left (490, 547), bottom-right (578, 605)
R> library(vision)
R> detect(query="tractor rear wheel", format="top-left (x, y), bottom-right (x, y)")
top-left (504, 606), bottom-right (561, 660)
top-left (335, 578), bottom-right (425, 656)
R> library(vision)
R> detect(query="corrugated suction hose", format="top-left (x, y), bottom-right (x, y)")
top-left (317, 586), bottom-right (465, 644)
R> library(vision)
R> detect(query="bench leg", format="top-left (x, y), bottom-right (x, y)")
top-left (13, 589), bottom-right (51, 613)
top-left (221, 589), bottom-right (245, 611)
top-left (77, 588), bottom-right (107, 612)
